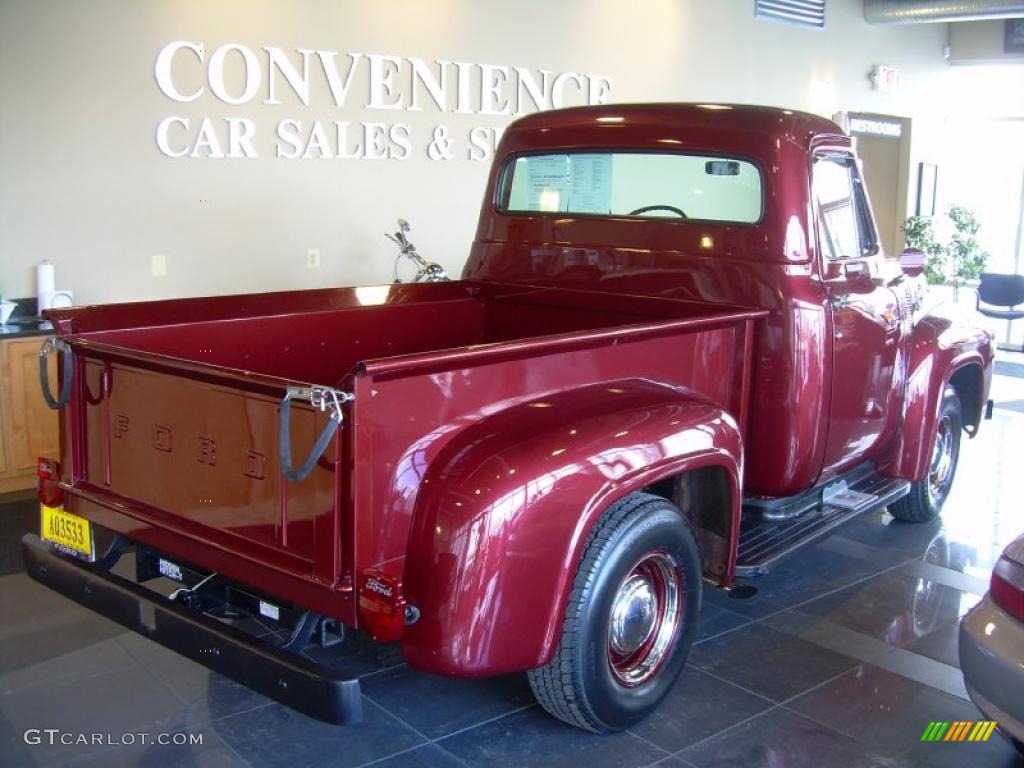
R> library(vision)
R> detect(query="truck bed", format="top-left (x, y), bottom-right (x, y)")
top-left (45, 281), bottom-right (764, 626)
top-left (55, 282), bottom-right (733, 383)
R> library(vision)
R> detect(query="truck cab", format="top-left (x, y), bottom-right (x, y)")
top-left (465, 103), bottom-right (991, 524)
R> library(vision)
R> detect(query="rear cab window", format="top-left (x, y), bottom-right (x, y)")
top-left (497, 152), bottom-right (763, 224)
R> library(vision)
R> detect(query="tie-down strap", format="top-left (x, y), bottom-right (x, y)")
top-left (39, 336), bottom-right (73, 410)
top-left (279, 385), bottom-right (354, 483)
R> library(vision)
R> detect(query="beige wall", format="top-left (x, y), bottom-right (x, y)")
top-left (0, 0), bottom-right (996, 305)
top-left (951, 19), bottom-right (1024, 66)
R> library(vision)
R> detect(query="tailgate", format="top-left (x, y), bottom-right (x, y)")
top-left (68, 346), bottom-right (346, 579)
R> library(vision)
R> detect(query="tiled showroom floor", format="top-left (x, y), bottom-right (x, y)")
top-left (3, 357), bottom-right (1024, 768)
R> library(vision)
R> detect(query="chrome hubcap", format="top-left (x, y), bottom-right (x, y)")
top-left (609, 576), bottom-right (658, 656)
top-left (928, 417), bottom-right (954, 505)
top-left (607, 552), bottom-right (683, 686)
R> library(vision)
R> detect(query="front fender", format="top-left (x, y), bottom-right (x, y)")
top-left (880, 307), bottom-right (993, 482)
top-left (400, 379), bottom-right (742, 677)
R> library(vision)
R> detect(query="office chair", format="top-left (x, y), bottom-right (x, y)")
top-left (976, 272), bottom-right (1024, 352)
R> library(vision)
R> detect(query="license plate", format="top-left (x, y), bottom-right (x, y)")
top-left (158, 558), bottom-right (182, 581)
top-left (41, 504), bottom-right (95, 562)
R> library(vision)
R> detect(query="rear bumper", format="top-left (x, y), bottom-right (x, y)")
top-left (960, 593), bottom-right (1024, 746)
top-left (21, 534), bottom-right (362, 725)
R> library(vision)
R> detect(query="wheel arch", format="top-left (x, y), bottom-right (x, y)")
top-left (948, 362), bottom-right (987, 436)
top-left (641, 464), bottom-right (739, 585)
top-left (399, 381), bottom-right (742, 677)
top-left (880, 314), bottom-right (993, 483)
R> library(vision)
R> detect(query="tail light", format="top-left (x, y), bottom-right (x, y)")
top-left (37, 457), bottom-right (63, 507)
top-left (357, 570), bottom-right (407, 643)
top-left (991, 556), bottom-right (1024, 623)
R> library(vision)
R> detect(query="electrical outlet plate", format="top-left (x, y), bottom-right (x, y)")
top-left (306, 248), bottom-right (321, 270)
top-left (151, 253), bottom-right (167, 277)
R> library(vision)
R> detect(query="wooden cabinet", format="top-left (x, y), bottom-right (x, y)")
top-left (1, 336), bottom-right (59, 493)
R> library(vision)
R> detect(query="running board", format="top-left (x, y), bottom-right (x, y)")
top-left (735, 474), bottom-right (910, 577)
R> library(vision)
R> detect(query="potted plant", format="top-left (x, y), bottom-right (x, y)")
top-left (903, 215), bottom-right (946, 285)
top-left (946, 205), bottom-right (988, 285)
top-left (903, 205), bottom-right (989, 300)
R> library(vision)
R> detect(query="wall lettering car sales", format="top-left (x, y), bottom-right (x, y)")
top-left (154, 42), bottom-right (613, 162)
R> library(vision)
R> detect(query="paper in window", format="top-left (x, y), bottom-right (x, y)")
top-left (568, 154), bottom-right (613, 214)
top-left (527, 155), bottom-right (570, 212)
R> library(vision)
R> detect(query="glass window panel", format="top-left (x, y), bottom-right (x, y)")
top-left (814, 158), bottom-right (862, 260)
top-left (501, 152), bottom-right (762, 224)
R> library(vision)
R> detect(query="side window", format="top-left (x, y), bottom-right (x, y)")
top-left (813, 156), bottom-right (878, 260)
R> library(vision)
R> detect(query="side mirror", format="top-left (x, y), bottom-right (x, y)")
top-left (826, 259), bottom-right (873, 285)
top-left (843, 261), bottom-right (869, 280)
top-left (899, 248), bottom-right (925, 278)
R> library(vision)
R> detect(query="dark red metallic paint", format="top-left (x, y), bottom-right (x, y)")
top-left (878, 304), bottom-right (993, 482)
top-left (819, 262), bottom-right (903, 475)
top-left (400, 381), bottom-right (743, 676)
top-left (40, 104), bottom-right (993, 679)
top-left (47, 282), bottom-right (760, 648)
top-left (464, 106), bottom-right (845, 497)
top-left (464, 104), bottom-right (993, 497)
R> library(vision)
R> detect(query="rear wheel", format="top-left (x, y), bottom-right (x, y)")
top-left (527, 492), bottom-right (701, 732)
top-left (889, 387), bottom-right (962, 523)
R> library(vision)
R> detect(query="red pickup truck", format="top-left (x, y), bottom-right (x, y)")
top-left (24, 103), bottom-right (994, 733)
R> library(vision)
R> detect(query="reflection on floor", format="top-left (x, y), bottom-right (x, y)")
top-left (2, 358), bottom-right (1024, 768)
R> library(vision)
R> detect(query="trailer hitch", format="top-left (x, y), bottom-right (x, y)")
top-left (39, 336), bottom-right (73, 410)
top-left (279, 385), bottom-right (354, 483)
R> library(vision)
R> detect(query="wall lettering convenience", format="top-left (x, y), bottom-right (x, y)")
top-left (154, 42), bottom-right (613, 161)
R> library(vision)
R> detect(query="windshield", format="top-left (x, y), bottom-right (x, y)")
top-left (498, 151), bottom-right (762, 224)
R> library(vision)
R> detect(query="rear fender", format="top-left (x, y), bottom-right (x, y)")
top-left (400, 379), bottom-right (742, 677)
top-left (880, 312), bottom-right (993, 483)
